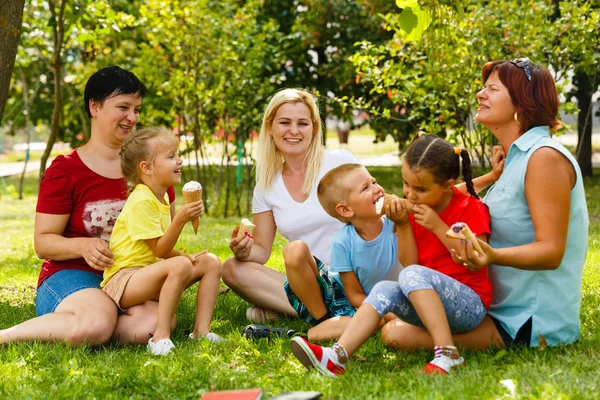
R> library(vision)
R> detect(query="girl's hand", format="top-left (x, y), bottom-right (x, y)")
top-left (229, 226), bottom-right (253, 260)
top-left (385, 197), bottom-right (412, 225)
top-left (81, 238), bottom-right (114, 271)
top-left (450, 239), bottom-right (494, 272)
top-left (188, 250), bottom-right (209, 266)
top-left (413, 204), bottom-right (443, 232)
top-left (175, 200), bottom-right (203, 224)
top-left (491, 145), bottom-right (506, 181)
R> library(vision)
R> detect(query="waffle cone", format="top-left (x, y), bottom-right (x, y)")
top-left (376, 193), bottom-right (395, 215)
top-left (237, 218), bottom-right (256, 238)
top-left (183, 189), bottom-right (202, 235)
top-left (446, 222), bottom-right (483, 254)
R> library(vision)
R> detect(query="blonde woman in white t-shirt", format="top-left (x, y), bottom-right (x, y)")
top-left (222, 89), bottom-right (360, 341)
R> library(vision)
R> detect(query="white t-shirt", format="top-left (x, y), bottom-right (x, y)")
top-left (253, 149), bottom-right (360, 265)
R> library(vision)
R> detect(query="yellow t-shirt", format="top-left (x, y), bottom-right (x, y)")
top-left (101, 184), bottom-right (171, 287)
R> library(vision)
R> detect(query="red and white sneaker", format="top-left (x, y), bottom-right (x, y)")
top-left (422, 354), bottom-right (465, 375)
top-left (290, 337), bottom-right (346, 377)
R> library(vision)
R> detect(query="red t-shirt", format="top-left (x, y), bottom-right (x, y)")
top-left (36, 149), bottom-right (176, 287)
top-left (409, 187), bottom-right (493, 308)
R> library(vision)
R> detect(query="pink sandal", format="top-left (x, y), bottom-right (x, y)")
top-left (246, 306), bottom-right (280, 323)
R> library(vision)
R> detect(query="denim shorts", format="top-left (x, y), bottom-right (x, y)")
top-left (35, 269), bottom-right (103, 316)
top-left (283, 256), bottom-right (356, 325)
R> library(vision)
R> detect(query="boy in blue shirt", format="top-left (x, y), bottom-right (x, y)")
top-left (317, 163), bottom-right (403, 313)
top-left (243, 163), bottom-right (403, 342)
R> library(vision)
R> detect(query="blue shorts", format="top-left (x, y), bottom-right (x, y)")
top-left (283, 256), bottom-right (355, 325)
top-left (35, 269), bottom-right (103, 316)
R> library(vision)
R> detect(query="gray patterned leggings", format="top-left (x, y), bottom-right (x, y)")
top-left (364, 264), bottom-right (486, 333)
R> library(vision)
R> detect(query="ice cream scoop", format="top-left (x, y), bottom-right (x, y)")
top-left (237, 218), bottom-right (256, 238)
top-left (182, 181), bottom-right (202, 235)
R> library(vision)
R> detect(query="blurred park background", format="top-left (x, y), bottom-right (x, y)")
top-left (1, 0), bottom-right (599, 215)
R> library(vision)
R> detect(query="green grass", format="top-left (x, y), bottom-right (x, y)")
top-left (1, 171), bottom-right (599, 399)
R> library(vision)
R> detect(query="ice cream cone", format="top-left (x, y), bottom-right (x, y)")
top-left (375, 193), bottom-right (395, 215)
top-left (446, 222), bottom-right (483, 254)
top-left (237, 218), bottom-right (256, 238)
top-left (182, 181), bottom-right (203, 235)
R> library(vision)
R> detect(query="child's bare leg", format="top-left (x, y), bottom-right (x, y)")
top-left (307, 316), bottom-right (351, 341)
top-left (335, 305), bottom-right (382, 357)
top-left (187, 253), bottom-right (221, 337)
top-left (283, 240), bottom-right (327, 319)
top-left (408, 289), bottom-right (453, 346)
top-left (120, 256), bottom-right (193, 341)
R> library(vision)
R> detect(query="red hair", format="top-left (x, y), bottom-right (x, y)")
top-left (482, 60), bottom-right (561, 133)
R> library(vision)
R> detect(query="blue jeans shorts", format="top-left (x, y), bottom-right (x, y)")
top-left (35, 269), bottom-right (103, 316)
top-left (283, 256), bottom-right (356, 325)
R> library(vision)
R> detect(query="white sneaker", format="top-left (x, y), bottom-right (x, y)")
top-left (189, 332), bottom-right (224, 343)
top-left (147, 337), bottom-right (175, 355)
top-left (423, 354), bottom-right (465, 374)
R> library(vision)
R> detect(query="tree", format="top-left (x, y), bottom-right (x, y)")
top-left (0, 0), bottom-right (25, 124)
top-left (348, 0), bottom-right (598, 170)
top-left (547, 0), bottom-right (600, 177)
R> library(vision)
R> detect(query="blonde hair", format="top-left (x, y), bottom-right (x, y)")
top-left (120, 127), bottom-right (179, 187)
top-left (256, 88), bottom-right (324, 195)
top-left (317, 163), bottom-right (364, 224)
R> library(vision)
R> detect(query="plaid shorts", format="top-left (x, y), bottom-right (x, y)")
top-left (283, 256), bottom-right (356, 325)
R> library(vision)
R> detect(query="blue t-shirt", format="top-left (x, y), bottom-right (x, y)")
top-left (330, 217), bottom-right (403, 295)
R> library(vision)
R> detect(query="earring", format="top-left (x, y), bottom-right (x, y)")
top-left (514, 112), bottom-right (520, 124)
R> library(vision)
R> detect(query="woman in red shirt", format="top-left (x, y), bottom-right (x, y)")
top-left (1, 66), bottom-right (171, 345)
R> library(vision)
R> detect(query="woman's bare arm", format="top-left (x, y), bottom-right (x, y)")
top-left (34, 212), bottom-right (113, 271)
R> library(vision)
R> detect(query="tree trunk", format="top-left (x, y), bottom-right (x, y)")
top-left (19, 68), bottom-right (32, 199)
top-left (574, 71), bottom-right (594, 177)
top-left (39, 0), bottom-right (66, 179)
top-left (0, 0), bottom-right (25, 124)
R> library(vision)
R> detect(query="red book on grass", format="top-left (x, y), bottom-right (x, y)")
top-left (199, 388), bottom-right (262, 400)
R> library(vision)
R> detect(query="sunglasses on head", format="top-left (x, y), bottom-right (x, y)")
top-left (510, 57), bottom-right (536, 82)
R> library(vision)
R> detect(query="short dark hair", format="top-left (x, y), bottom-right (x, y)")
top-left (84, 66), bottom-right (147, 118)
top-left (481, 60), bottom-right (561, 134)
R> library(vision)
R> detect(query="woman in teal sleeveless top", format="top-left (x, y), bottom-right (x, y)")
top-left (450, 58), bottom-right (589, 348)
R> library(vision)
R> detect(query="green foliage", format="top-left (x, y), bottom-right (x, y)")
top-left (1, 171), bottom-right (600, 398)
top-left (5, 0), bottom-right (599, 210)
top-left (349, 0), bottom-right (599, 166)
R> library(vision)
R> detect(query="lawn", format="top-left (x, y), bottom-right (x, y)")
top-left (0, 169), bottom-right (599, 399)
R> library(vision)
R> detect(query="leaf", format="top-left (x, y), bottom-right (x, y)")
top-left (398, 5), bottom-right (431, 42)
top-left (396, 0), bottom-right (418, 9)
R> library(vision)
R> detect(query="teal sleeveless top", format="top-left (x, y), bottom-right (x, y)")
top-left (484, 126), bottom-right (588, 347)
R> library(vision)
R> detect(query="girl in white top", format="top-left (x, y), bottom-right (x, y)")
top-left (222, 89), bottom-right (360, 340)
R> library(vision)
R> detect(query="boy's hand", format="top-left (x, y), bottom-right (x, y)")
top-left (174, 200), bottom-right (203, 224)
top-left (386, 197), bottom-right (412, 225)
top-left (413, 204), bottom-right (443, 232)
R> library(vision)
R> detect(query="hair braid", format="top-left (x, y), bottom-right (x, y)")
top-left (459, 150), bottom-right (479, 199)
